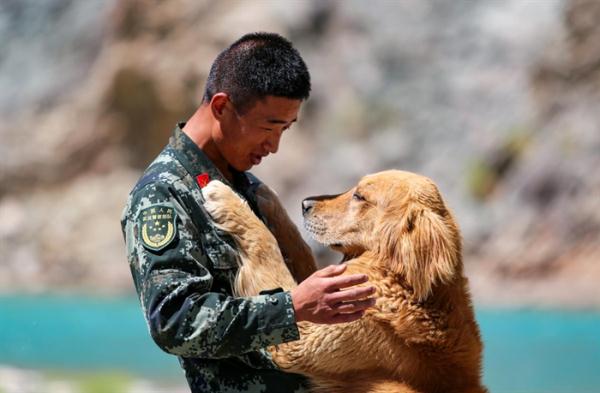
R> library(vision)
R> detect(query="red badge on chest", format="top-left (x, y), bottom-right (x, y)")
top-left (196, 173), bottom-right (210, 188)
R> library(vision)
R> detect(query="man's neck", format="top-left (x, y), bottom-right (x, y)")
top-left (182, 105), bottom-right (234, 182)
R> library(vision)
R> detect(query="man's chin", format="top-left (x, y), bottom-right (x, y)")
top-left (229, 160), bottom-right (253, 172)
top-left (250, 155), bottom-right (262, 166)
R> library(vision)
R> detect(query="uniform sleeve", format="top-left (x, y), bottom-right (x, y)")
top-left (122, 181), bottom-right (300, 358)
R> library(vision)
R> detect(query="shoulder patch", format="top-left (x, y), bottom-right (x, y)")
top-left (139, 205), bottom-right (177, 251)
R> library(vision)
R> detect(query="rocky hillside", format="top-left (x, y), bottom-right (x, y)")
top-left (1, 0), bottom-right (598, 308)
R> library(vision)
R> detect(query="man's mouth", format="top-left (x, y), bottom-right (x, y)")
top-left (250, 154), bottom-right (264, 165)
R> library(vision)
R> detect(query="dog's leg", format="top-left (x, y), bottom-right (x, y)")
top-left (269, 316), bottom-right (397, 379)
top-left (310, 379), bottom-right (420, 393)
top-left (254, 183), bottom-right (317, 282)
top-left (203, 180), bottom-right (296, 296)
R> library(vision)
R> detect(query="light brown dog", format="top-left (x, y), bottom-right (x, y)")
top-left (203, 170), bottom-right (486, 393)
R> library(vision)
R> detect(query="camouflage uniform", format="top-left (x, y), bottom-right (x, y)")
top-left (121, 123), bottom-right (310, 393)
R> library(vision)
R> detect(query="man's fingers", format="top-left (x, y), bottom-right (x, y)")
top-left (325, 273), bottom-right (369, 292)
top-left (315, 263), bottom-right (346, 278)
top-left (326, 285), bottom-right (376, 303)
top-left (334, 298), bottom-right (377, 314)
top-left (296, 265), bottom-right (375, 325)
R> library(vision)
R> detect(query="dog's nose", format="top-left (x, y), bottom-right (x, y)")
top-left (302, 199), bottom-right (315, 215)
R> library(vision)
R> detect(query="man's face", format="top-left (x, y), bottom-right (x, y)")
top-left (215, 95), bottom-right (302, 171)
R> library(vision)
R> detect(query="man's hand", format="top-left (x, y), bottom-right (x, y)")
top-left (290, 264), bottom-right (376, 324)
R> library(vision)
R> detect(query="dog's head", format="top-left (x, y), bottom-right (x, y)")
top-left (303, 170), bottom-right (460, 301)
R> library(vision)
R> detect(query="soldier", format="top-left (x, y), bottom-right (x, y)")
top-left (121, 32), bottom-right (377, 393)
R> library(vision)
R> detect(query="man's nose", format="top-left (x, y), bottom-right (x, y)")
top-left (264, 132), bottom-right (282, 154)
top-left (302, 199), bottom-right (316, 215)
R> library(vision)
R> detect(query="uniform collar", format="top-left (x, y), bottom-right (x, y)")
top-left (169, 122), bottom-right (250, 191)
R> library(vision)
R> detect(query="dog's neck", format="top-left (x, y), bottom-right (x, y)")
top-left (345, 251), bottom-right (468, 312)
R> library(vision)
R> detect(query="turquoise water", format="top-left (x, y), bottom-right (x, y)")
top-left (1, 295), bottom-right (599, 392)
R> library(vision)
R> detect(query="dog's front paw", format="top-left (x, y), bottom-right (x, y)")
top-left (203, 180), bottom-right (240, 207)
top-left (202, 180), bottom-right (258, 234)
top-left (202, 180), bottom-right (245, 222)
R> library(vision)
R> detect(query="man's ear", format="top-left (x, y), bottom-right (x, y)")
top-left (210, 93), bottom-right (230, 119)
top-left (380, 205), bottom-right (458, 301)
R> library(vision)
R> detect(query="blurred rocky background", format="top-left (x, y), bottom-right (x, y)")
top-left (2, 1), bottom-right (600, 392)
top-left (1, 0), bottom-right (599, 307)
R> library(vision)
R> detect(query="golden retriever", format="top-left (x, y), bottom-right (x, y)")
top-left (203, 170), bottom-right (486, 393)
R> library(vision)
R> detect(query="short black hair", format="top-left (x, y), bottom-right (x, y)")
top-left (202, 32), bottom-right (311, 113)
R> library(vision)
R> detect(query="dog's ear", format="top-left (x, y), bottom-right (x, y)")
top-left (380, 204), bottom-right (459, 301)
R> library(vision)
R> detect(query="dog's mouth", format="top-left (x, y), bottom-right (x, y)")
top-left (304, 218), bottom-right (364, 259)
top-left (331, 244), bottom-right (363, 263)
top-left (340, 253), bottom-right (354, 263)
top-left (329, 242), bottom-right (353, 256)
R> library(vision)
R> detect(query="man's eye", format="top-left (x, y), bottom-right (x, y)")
top-left (352, 192), bottom-right (366, 201)
top-left (261, 127), bottom-right (274, 131)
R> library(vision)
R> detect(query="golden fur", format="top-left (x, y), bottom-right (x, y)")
top-left (203, 170), bottom-right (486, 393)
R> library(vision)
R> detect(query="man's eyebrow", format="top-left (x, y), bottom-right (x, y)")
top-left (267, 118), bottom-right (297, 124)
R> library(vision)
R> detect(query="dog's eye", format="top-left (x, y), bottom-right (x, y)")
top-left (352, 192), bottom-right (366, 202)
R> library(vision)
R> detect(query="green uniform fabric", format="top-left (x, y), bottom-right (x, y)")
top-left (121, 123), bottom-right (309, 393)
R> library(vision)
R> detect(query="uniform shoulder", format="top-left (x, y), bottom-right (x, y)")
top-left (132, 152), bottom-right (187, 195)
top-left (122, 153), bottom-right (188, 220)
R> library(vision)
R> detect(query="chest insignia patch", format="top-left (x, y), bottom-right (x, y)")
top-left (139, 205), bottom-right (177, 251)
top-left (196, 172), bottom-right (210, 188)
